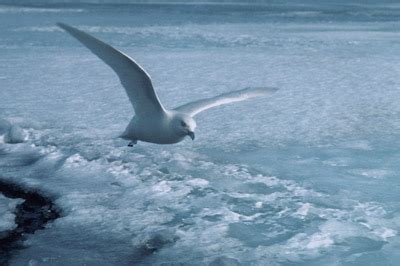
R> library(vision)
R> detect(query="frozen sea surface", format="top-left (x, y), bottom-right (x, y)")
top-left (1, 1), bottom-right (400, 265)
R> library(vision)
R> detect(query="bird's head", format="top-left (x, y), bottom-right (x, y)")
top-left (172, 113), bottom-right (196, 140)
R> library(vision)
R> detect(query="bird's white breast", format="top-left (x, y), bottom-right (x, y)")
top-left (123, 113), bottom-right (184, 144)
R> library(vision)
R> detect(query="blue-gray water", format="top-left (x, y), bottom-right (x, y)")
top-left (1, 2), bottom-right (400, 265)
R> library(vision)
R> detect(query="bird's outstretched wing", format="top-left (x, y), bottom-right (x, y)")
top-left (174, 87), bottom-right (278, 117)
top-left (57, 23), bottom-right (165, 116)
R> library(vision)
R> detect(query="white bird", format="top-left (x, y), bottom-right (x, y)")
top-left (57, 23), bottom-right (278, 146)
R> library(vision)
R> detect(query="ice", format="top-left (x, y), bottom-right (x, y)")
top-left (0, 5), bottom-right (83, 13)
top-left (1, 1), bottom-right (400, 265)
top-left (0, 118), bottom-right (27, 144)
top-left (0, 118), bottom-right (11, 135)
top-left (3, 125), bottom-right (27, 144)
top-left (0, 194), bottom-right (21, 231)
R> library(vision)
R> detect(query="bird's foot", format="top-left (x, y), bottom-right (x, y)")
top-left (128, 140), bottom-right (137, 147)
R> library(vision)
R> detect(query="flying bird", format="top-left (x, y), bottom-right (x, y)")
top-left (57, 23), bottom-right (278, 146)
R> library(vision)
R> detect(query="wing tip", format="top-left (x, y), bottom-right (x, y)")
top-left (243, 86), bottom-right (279, 96)
top-left (56, 22), bottom-right (68, 29)
top-left (56, 22), bottom-right (78, 35)
top-left (247, 86), bottom-right (278, 92)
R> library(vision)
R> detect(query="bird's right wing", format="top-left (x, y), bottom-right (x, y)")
top-left (174, 87), bottom-right (278, 117)
top-left (57, 23), bottom-right (165, 116)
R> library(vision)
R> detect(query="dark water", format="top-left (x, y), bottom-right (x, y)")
top-left (0, 181), bottom-right (60, 265)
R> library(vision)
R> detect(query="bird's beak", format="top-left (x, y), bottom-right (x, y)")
top-left (188, 131), bottom-right (195, 140)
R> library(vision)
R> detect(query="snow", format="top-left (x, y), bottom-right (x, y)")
top-left (1, 1), bottom-right (400, 265)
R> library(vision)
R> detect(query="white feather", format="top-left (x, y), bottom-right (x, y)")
top-left (174, 87), bottom-right (278, 117)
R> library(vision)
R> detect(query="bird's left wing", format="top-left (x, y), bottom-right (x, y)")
top-left (174, 87), bottom-right (278, 117)
top-left (57, 23), bottom-right (165, 116)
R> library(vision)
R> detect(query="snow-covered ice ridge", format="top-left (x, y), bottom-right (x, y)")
top-left (2, 1), bottom-right (400, 265)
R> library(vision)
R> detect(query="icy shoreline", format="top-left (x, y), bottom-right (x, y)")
top-left (0, 180), bottom-right (60, 265)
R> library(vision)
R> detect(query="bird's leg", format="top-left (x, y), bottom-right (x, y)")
top-left (128, 140), bottom-right (137, 147)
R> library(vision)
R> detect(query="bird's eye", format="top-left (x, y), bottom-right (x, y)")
top-left (181, 121), bottom-right (186, 127)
